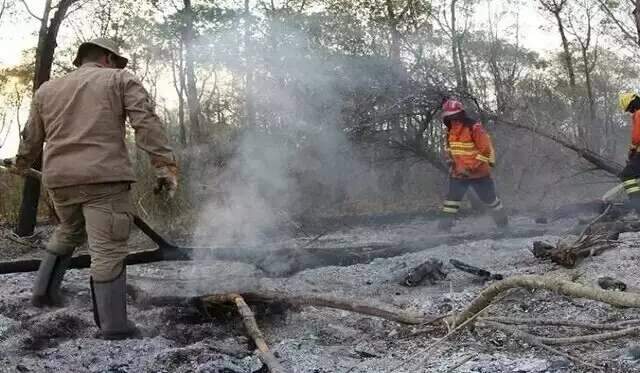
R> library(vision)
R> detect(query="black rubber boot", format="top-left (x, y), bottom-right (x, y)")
top-left (438, 216), bottom-right (455, 232)
top-left (491, 209), bottom-right (509, 230)
top-left (32, 252), bottom-right (72, 307)
top-left (628, 194), bottom-right (640, 214)
top-left (91, 268), bottom-right (140, 340)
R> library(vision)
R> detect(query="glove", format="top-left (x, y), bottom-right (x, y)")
top-left (459, 168), bottom-right (471, 178)
top-left (1, 157), bottom-right (27, 176)
top-left (154, 165), bottom-right (178, 198)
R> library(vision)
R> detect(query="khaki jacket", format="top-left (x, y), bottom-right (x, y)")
top-left (16, 63), bottom-right (176, 188)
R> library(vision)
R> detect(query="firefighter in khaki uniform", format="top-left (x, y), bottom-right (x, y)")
top-left (438, 99), bottom-right (508, 231)
top-left (618, 92), bottom-right (640, 209)
top-left (10, 39), bottom-right (178, 339)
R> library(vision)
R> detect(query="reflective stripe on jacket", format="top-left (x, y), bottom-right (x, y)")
top-left (446, 120), bottom-right (495, 179)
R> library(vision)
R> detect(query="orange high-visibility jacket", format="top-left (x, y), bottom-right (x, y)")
top-left (446, 120), bottom-right (495, 179)
top-left (631, 111), bottom-right (640, 153)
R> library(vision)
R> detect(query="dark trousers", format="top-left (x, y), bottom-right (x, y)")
top-left (442, 176), bottom-right (502, 215)
top-left (620, 154), bottom-right (640, 203)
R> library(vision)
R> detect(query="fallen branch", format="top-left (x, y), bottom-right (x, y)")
top-left (531, 210), bottom-right (637, 268)
top-left (487, 114), bottom-right (623, 176)
top-left (0, 228), bottom-right (549, 277)
top-left (133, 289), bottom-right (429, 325)
top-left (449, 259), bottom-right (503, 281)
top-left (446, 354), bottom-right (475, 373)
top-left (401, 259), bottom-right (447, 286)
top-left (574, 204), bottom-right (613, 244)
top-left (597, 276), bottom-right (627, 291)
top-left (481, 316), bottom-right (626, 331)
top-left (202, 294), bottom-right (287, 373)
top-left (451, 275), bottom-right (640, 327)
top-left (386, 294), bottom-right (505, 373)
top-left (535, 326), bottom-right (640, 346)
top-left (478, 320), bottom-right (602, 371)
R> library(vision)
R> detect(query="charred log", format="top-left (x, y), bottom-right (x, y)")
top-left (530, 206), bottom-right (640, 268)
top-left (449, 259), bottom-right (503, 281)
top-left (401, 259), bottom-right (447, 287)
top-left (0, 222), bottom-right (548, 277)
top-left (532, 241), bottom-right (555, 259)
top-left (130, 289), bottom-right (428, 325)
top-left (597, 277), bottom-right (627, 292)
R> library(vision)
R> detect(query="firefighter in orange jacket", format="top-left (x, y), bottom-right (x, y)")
top-left (618, 92), bottom-right (640, 208)
top-left (438, 99), bottom-right (508, 231)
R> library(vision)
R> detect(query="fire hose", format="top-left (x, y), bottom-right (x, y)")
top-left (0, 164), bottom-right (243, 274)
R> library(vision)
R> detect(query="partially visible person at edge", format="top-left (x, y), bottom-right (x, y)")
top-left (437, 98), bottom-right (509, 232)
top-left (7, 38), bottom-right (178, 340)
top-left (618, 92), bottom-right (640, 211)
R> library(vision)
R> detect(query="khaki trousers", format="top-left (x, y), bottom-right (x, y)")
top-left (46, 183), bottom-right (133, 282)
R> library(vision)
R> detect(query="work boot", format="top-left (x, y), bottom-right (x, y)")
top-left (91, 269), bottom-right (140, 340)
top-left (437, 216), bottom-right (455, 232)
top-left (627, 195), bottom-right (640, 215)
top-left (32, 252), bottom-right (72, 307)
top-left (491, 209), bottom-right (509, 230)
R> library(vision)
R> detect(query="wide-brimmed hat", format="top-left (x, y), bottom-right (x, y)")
top-left (73, 38), bottom-right (128, 69)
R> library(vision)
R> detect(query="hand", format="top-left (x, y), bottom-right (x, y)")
top-left (2, 157), bottom-right (15, 167)
top-left (459, 168), bottom-right (471, 178)
top-left (629, 149), bottom-right (637, 160)
top-left (154, 165), bottom-right (178, 198)
top-left (1, 157), bottom-right (27, 176)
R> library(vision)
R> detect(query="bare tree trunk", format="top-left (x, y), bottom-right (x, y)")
top-left (170, 41), bottom-right (187, 146)
top-left (244, 0), bottom-right (256, 128)
top-left (634, 0), bottom-right (640, 45)
top-left (581, 47), bottom-right (597, 149)
top-left (17, 0), bottom-right (77, 236)
top-left (449, 0), bottom-right (462, 89)
top-left (553, 11), bottom-right (576, 88)
top-left (457, 36), bottom-right (469, 92)
top-left (182, 0), bottom-right (203, 143)
top-left (539, 1), bottom-right (576, 88)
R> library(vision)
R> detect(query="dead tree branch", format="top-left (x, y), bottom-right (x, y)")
top-left (19, 0), bottom-right (43, 21)
top-left (203, 294), bottom-right (287, 373)
top-left (486, 114), bottom-right (623, 176)
top-left (451, 275), bottom-right (640, 327)
top-left (478, 320), bottom-right (602, 371)
top-left (533, 214), bottom-right (640, 268)
top-left (482, 316), bottom-right (629, 331)
top-left (535, 326), bottom-right (640, 345)
top-left (134, 289), bottom-right (429, 325)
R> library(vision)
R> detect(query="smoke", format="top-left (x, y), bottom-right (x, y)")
top-left (192, 21), bottom-right (362, 248)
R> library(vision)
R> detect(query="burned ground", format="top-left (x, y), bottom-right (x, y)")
top-left (1, 213), bottom-right (640, 372)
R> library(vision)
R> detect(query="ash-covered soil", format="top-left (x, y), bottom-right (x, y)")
top-left (1, 214), bottom-right (640, 372)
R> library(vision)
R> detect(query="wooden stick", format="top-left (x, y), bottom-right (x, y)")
top-left (479, 321), bottom-right (602, 371)
top-left (535, 326), bottom-right (640, 346)
top-left (574, 204), bottom-right (612, 245)
top-left (387, 295), bottom-right (501, 373)
top-left (452, 275), bottom-right (640, 327)
top-left (481, 316), bottom-right (625, 331)
top-left (226, 294), bottom-right (287, 373)
top-left (446, 354), bottom-right (475, 372)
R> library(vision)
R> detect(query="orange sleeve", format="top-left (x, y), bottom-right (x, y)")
top-left (632, 111), bottom-right (640, 147)
top-left (472, 122), bottom-right (493, 161)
